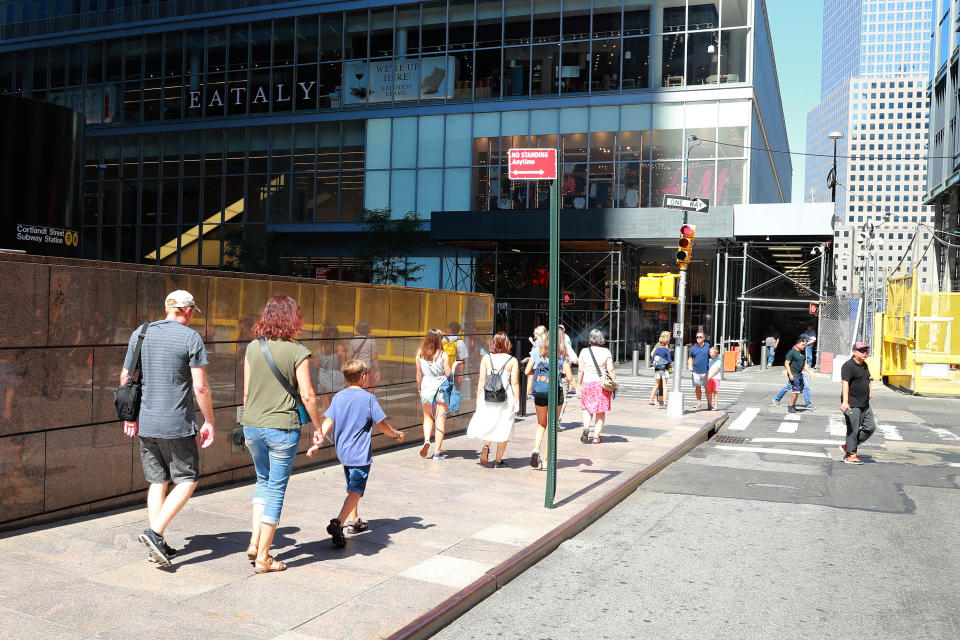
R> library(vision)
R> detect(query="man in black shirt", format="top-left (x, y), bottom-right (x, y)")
top-left (839, 342), bottom-right (876, 465)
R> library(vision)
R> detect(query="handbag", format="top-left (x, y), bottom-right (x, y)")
top-left (258, 338), bottom-right (310, 425)
top-left (588, 346), bottom-right (619, 392)
top-left (114, 322), bottom-right (149, 421)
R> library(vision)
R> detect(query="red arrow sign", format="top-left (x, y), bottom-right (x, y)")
top-left (508, 148), bottom-right (558, 180)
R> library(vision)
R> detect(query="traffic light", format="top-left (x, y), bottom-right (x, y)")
top-left (562, 290), bottom-right (574, 305)
top-left (638, 273), bottom-right (679, 301)
top-left (676, 224), bottom-right (696, 267)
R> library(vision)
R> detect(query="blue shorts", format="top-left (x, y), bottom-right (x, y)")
top-left (343, 464), bottom-right (371, 496)
top-left (790, 375), bottom-right (805, 392)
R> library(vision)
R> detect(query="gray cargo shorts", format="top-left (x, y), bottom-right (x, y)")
top-left (139, 435), bottom-right (199, 484)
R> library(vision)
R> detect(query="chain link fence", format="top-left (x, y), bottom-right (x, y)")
top-left (819, 294), bottom-right (860, 358)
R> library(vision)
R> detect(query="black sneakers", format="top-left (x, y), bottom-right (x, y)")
top-left (327, 518), bottom-right (346, 548)
top-left (138, 528), bottom-right (172, 567)
top-left (787, 404), bottom-right (798, 413)
top-left (530, 451), bottom-right (540, 468)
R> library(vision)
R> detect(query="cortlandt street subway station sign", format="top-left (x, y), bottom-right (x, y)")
top-left (508, 148), bottom-right (558, 180)
top-left (663, 195), bottom-right (710, 213)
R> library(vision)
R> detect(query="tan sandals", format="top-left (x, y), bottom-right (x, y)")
top-left (254, 556), bottom-right (286, 573)
top-left (246, 545), bottom-right (258, 561)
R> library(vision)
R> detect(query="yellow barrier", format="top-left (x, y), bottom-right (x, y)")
top-left (881, 274), bottom-right (960, 395)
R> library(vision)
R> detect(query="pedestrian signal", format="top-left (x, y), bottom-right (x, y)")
top-left (562, 290), bottom-right (574, 305)
top-left (676, 224), bottom-right (696, 267)
top-left (638, 273), bottom-right (678, 301)
top-left (809, 302), bottom-right (819, 315)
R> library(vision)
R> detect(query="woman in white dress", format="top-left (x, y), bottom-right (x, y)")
top-left (467, 332), bottom-right (520, 468)
top-left (416, 328), bottom-right (452, 460)
top-left (578, 329), bottom-right (617, 444)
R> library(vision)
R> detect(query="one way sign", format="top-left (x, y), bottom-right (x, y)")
top-left (663, 195), bottom-right (710, 213)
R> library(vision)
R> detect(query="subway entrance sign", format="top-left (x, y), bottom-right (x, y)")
top-left (508, 148), bottom-right (558, 180)
top-left (663, 194), bottom-right (710, 213)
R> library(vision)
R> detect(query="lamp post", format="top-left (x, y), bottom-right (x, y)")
top-left (826, 131), bottom-right (843, 203)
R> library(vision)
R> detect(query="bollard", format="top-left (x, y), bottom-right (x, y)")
top-left (761, 345), bottom-right (767, 371)
top-left (644, 343), bottom-right (651, 369)
top-left (632, 349), bottom-right (640, 376)
top-left (518, 360), bottom-right (528, 417)
top-left (682, 345), bottom-right (689, 366)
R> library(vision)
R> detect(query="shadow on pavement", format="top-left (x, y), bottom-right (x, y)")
top-left (166, 526), bottom-right (301, 571)
top-left (276, 516), bottom-right (434, 566)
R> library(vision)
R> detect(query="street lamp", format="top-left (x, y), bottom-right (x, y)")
top-left (826, 131), bottom-right (843, 203)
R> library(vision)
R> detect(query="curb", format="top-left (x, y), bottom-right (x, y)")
top-left (388, 412), bottom-right (729, 640)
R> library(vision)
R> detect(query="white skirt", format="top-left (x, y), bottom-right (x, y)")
top-left (466, 393), bottom-right (517, 443)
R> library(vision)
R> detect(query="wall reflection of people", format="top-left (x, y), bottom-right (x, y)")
top-left (314, 324), bottom-right (347, 414)
top-left (348, 321), bottom-right (379, 388)
top-left (0, 359), bottom-right (22, 423)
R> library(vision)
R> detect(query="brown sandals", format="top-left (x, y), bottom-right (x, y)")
top-left (246, 545), bottom-right (258, 561)
top-left (254, 557), bottom-right (286, 573)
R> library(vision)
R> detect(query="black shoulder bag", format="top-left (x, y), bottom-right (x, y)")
top-left (114, 323), bottom-right (149, 421)
top-left (258, 338), bottom-right (311, 425)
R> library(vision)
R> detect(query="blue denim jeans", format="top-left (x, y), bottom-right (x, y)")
top-left (766, 348), bottom-right (775, 365)
top-left (805, 345), bottom-right (814, 367)
top-left (775, 371), bottom-right (811, 404)
top-left (243, 426), bottom-right (301, 525)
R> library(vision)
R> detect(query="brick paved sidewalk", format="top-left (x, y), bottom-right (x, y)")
top-left (0, 395), bottom-right (725, 640)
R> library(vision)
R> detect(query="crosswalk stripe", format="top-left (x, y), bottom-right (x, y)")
top-left (715, 445), bottom-right (830, 459)
top-left (877, 424), bottom-right (903, 441)
top-left (777, 422), bottom-right (799, 433)
top-left (828, 416), bottom-right (846, 437)
top-left (727, 407), bottom-right (760, 430)
top-left (927, 427), bottom-right (960, 442)
top-left (782, 413), bottom-right (801, 421)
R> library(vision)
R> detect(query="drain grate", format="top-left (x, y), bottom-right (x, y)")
top-left (713, 434), bottom-right (748, 445)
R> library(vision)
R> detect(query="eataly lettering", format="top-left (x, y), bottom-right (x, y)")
top-left (188, 81), bottom-right (316, 109)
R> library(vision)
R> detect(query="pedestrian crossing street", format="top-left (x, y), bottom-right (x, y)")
top-left (718, 404), bottom-right (960, 462)
top-left (614, 377), bottom-right (747, 409)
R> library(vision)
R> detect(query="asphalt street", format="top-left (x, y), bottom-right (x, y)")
top-left (435, 368), bottom-right (960, 640)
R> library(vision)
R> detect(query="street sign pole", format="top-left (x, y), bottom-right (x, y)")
top-left (545, 157), bottom-right (559, 509)
top-left (666, 138), bottom-right (694, 418)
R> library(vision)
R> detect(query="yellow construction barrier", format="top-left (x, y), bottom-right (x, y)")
top-left (881, 274), bottom-right (960, 395)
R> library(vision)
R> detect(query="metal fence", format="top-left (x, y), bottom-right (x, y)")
top-left (818, 294), bottom-right (859, 361)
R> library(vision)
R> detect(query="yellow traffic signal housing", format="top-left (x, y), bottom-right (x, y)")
top-left (676, 224), bottom-right (696, 267)
top-left (638, 273), bottom-right (679, 302)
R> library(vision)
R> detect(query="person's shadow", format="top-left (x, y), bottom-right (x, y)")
top-left (164, 527), bottom-right (301, 571)
top-left (275, 516), bottom-right (434, 567)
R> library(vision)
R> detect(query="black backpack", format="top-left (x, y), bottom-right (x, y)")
top-left (483, 355), bottom-right (508, 403)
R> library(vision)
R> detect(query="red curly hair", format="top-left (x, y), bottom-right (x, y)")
top-left (254, 295), bottom-right (304, 340)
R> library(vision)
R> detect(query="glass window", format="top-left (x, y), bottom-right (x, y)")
top-left (143, 79), bottom-right (163, 120)
top-left (588, 163), bottom-right (615, 208)
top-left (451, 51), bottom-right (474, 99)
top-left (419, 115), bottom-right (445, 167)
top-left (397, 5), bottom-right (420, 56)
top-left (592, 39), bottom-right (620, 92)
top-left (274, 19), bottom-right (295, 66)
top-left (123, 82), bottom-right (141, 123)
top-left (687, 159), bottom-right (715, 199)
top-left (345, 10), bottom-right (369, 59)
top-left (688, 3), bottom-right (718, 30)
top-left (227, 25), bottom-right (248, 70)
top-left (272, 67), bottom-right (293, 113)
top-left (720, 0), bottom-right (748, 28)
top-left (315, 172), bottom-right (340, 221)
top-left (422, 1), bottom-right (447, 52)
top-left (318, 122), bottom-right (341, 172)
top-left (503, 47), bottom-right (530, 96)
top-left (559, 107), bottom-right (587, 132)
top-left (623, 1), bottom-right (651, 36)
top-left (530, 109), bottom-right (558, 134)
top-left (590, 131), bottom-right (616, 162)
top-left (621, 129), bottom-right (650, 162)
top-left (452, 0), bottom-right (478, 49)
top-left (271, 125), bottom-right (292, 174)
top-left (251, 23), bottom-right (271, 68)
top-left (504, 0), bottom-right (531, 46)
top-left (249, 127), bottom-right (269, 174)
top-left (164, 34), bottom-right (181, 77)
top-left (593, 0), bottom-right (622, 38)
top-left (124, 37), bottom-right (143, 80)
top-left (562, 0), bottom-right (590, 40)
top-left (687, 127), bottom-right (717, 159)
top-left (295, 65), bottom-right (318, 110)
top-left (559, 41), bottom-right (589, 94)
top-left (246, 176), bottom-right (266, 222)
top-left (87, 42), bottom-right (103, 84)
top-left (392, 118), bottom-right (418, 169)
top-left (651, 129), bottom-right (683, 159)
top-left (444, 168), bottom-right (471, 210)
top-left (366, 119), bottom-right (391, 170)
top-left (296, 17), bottom-right (319, 65)
top-left (687, 31), bottom-right (717, 86)
top-left (340, 170), bottom-right (365, 220)
top-left (205, 130), bottom-right (225, 176)
top-left (716, 159), bottom-right (745, 204)
top-left (621, 37), bottom-right (649, 90)
top-left (292, 173), bottom-right (315, 222)
top-left (476, 49), bottom-right (502, 98)
top-left (106, 39), bottom-right (123, 82)
top-left (445, 114), bottom-right (473, 165)
top-left (225, 129), bottom-right (243, 175)
top-left (320, 13), bottom-right (344, 61)
top-left (343, 121), bottom-right (365, 171)
top-left (661, 33), bottom-right (685, 87)
top-left (533, 0), bottom-right (561, 43)
top-left (207, 28), bottom-right (226, 72)
top-left (663, 5), bottom-right (685, 32)
top-left (417, 169), bottom-right (444, 215)
top-left (532, 44), bottom-right (559, 95)
top-left (318, 62), bottom-right (341, 109)
top-left (183, 133), bottom-right (201, 177)
top-left (144, 36), bottom-right (162, 78)
top-left (651, 160), bottom-right (682, 203)
top-left (560, 160), bottom-right (586, 209)
top-left (370, 7), bottom-right (394, 58)
top-left (719, 28), bottom-right (747, 83)
top-left (590, 105), bottom-right (619, 131)
top-left (365, 170), bottom-right (390, 209)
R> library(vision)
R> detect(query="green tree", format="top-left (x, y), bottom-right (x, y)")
top-left (223, 227), bottom-right (292, 276)
top-left (352, 208), bottom-right (425, 285)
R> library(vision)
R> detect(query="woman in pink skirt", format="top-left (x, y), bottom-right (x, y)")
top-left (577, 329), bottom-right (617, 443)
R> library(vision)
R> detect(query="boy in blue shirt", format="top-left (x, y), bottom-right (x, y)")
top-left (307, 358), bottom-right (404, 547)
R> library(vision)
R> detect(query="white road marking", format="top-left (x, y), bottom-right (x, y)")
top-left (777, 422), bottom-right (799, 434)
top-left (950, 463), bottom-right (960, 468)
top-left (727, 407), bottom-right (760, 431)
top-left (782, 413), bottom-right (801, 421)
top-left (751, 438), bottom-right (882, 448)
top-left (828, 415), bottom-right (846, 437)
top-left (876, 424), bottom-right (903, 441)
top-left (928, 427), bottom-right (960, 442)
top-left (715, 445), bottom-right (830, 459)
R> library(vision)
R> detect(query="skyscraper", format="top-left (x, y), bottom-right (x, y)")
top-left (805, 0), bottom-right (935, 294)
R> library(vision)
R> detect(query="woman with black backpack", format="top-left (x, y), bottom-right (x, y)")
top-left (523, 330), bottom-right (574, 470)
top-left (466, 332), bottom-right (520, 467)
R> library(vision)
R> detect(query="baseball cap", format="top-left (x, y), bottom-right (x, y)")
top-left (165, 290), bottom-right (201, 314)
top-left (853, 341), bottom-right (869, 352)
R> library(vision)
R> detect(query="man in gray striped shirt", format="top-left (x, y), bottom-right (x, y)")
top-left (121, 290), bottom-right (215, 566)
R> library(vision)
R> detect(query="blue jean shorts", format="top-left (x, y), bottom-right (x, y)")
top-left (343, 464), bottom-right (371, 496)
top-left (790, 374), bottom-right (805, 392)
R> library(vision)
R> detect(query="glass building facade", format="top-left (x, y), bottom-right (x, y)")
top-left (0, 0), bottom-right (788, 284)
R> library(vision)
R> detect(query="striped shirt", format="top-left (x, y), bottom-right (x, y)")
top-left (123, 319), bottom-right (208, 438)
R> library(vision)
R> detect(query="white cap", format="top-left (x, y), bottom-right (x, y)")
top-left (165, 290), bottom-right (201, 314)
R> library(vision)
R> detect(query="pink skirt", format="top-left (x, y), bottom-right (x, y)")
top-left (580, 381), bottom-right (611, 413)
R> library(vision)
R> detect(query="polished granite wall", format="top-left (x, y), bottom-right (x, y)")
top-left (0, 253), bottom-right (493, 532)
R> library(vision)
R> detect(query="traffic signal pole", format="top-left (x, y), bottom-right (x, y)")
top-left (667, 221), bottom-right (687, 418)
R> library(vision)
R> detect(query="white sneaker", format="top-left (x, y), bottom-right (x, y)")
top-left (431, 452), bottom-right (447, 460)
top-left (419, 442), bottom-right (431, 458)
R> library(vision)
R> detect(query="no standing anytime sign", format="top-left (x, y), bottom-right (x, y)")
top-left (508, 148), bottom-right (558, 180)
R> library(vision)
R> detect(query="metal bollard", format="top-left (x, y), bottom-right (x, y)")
top-left (644, 343), bottom-right (651, 369)
top-left (761, 345), bottom-right (767, 371)
top-left (518, 360), bottom-right (528, 417)
top-left (682, 345), bottom-right (689, 365)
top-left (632, 349), bottom-right (640, 376)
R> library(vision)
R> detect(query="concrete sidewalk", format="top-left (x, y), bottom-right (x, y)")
top-left (0, 396), bottom-right (726, 640)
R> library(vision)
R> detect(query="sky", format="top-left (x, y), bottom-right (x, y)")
top-left (766, 0), bottom-right (824, 203)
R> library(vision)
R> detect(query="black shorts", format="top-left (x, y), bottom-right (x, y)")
top-left (533, 391), bottom-right (564, 407)
top-left (139, 435), bottom-right (200, 484)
